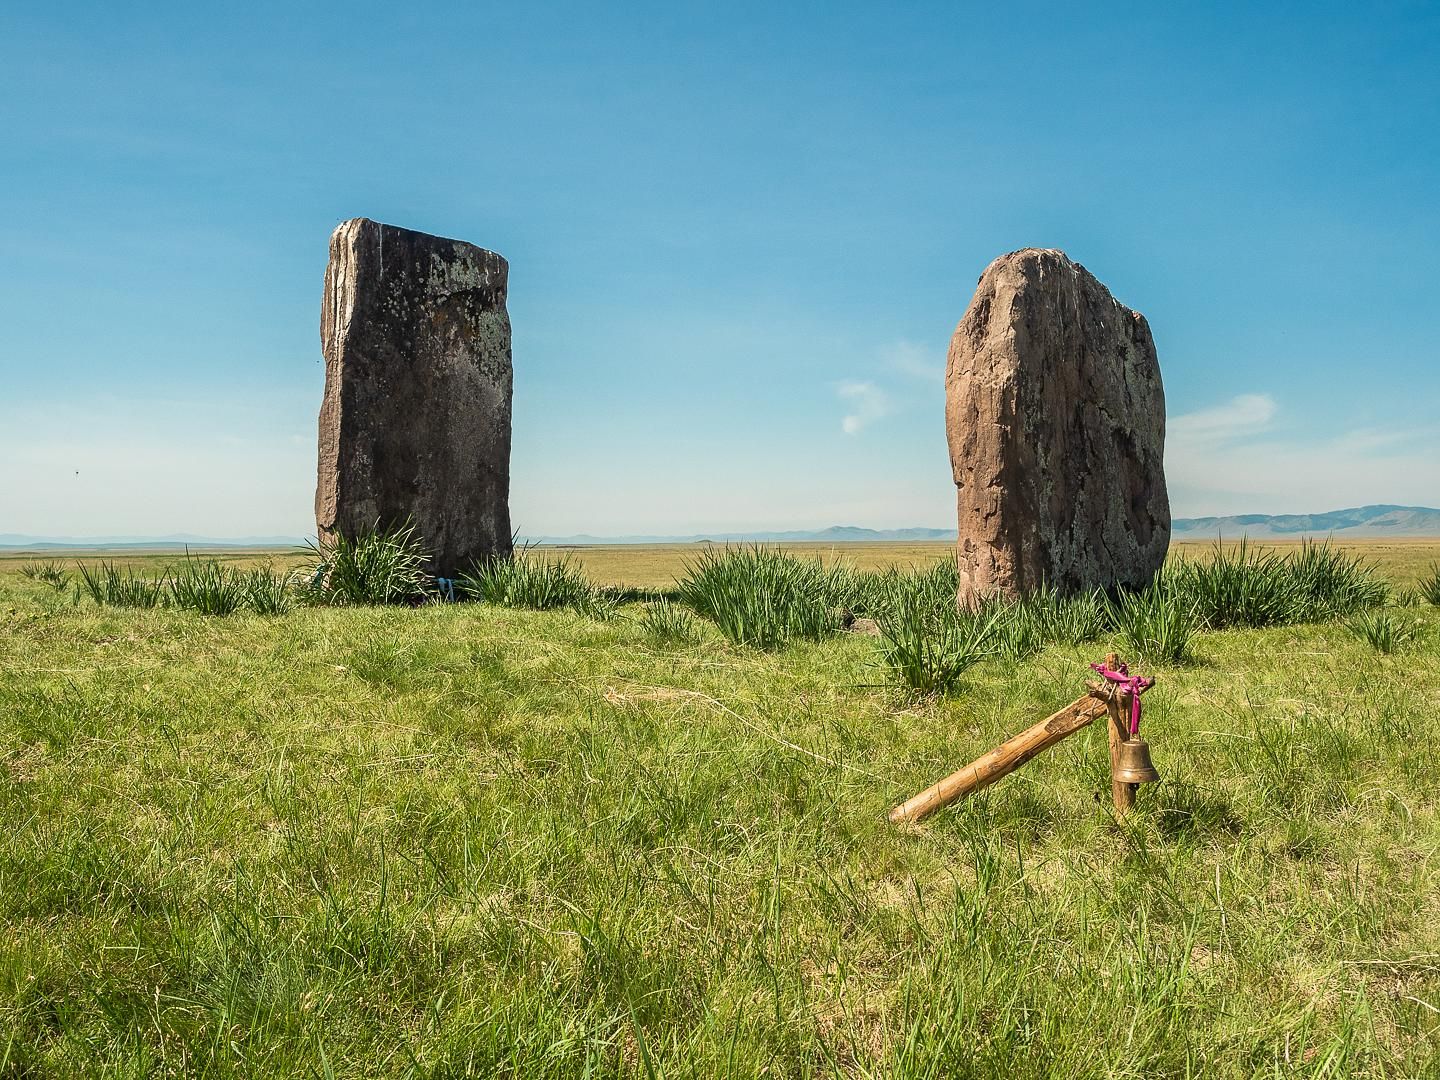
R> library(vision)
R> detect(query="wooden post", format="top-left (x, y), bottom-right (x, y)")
top-left (887, 694), bottom-right (1109, 825)
top-left (1103, 651), bottom-right (1138, 815)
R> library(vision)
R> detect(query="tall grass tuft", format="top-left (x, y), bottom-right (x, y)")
top-left (993, 597), bottom-right (1048, 663)
top-left (1041, 587), bottom-right (1110, 646)
top-left (862, 572), bottom-right (1107, 672)
top-left (870, 561), bottom-right (959, 624)
top-left (459, 548), bottom-right (597, 611)
top-left (1168, 540), bottom-right (1294, 629)
top-left (1418, 565), bottom-right (1440, 606)
top-left (168, 559), bottom-right (247, 616)
top-left (1286, 540), bottom-right (1388, 619)
top-left (575, 587), bottom-right (623, 622)
top-left (675, 546), bottom-right (837, 649)
top-left (1346, 610), bottom-right (1416, 654)
top-left (242, 567), bottom-right (294, 615)
top-left (306, 522), bottom-right (432, 606)
top-left (639, 599), bottom-right (698, 644)
top-left (1166, 540), bottom-right (1389, 627)
top-left (877, 588), bottom-right (999, 693)
top-left (75, 562), bottom-right (167, 608)
top-left (992, 585), bottom-right (1110, 658)
top-left (1109, 580), bottom-right (1198, 664)
top-left (20, 561), bottom-right (70, 589)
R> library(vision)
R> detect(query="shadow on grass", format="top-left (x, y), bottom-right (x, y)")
top-left (1149, 780), bottom-right (1243, 840)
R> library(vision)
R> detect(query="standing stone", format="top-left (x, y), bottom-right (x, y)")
top-left (316, 218), bottom-right (512, 577)
top-left (945, 249), bottom-right (1169, 604)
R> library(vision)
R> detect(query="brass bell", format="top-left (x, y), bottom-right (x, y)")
top-left (1113, 735), bottom-right (1160, 785)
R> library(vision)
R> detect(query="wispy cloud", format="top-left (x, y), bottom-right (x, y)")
top-left (1168, 393), bottom-right (1276, 444)
top-left (831, 340), bottom-right (940, 436)
top-left (837, 380), bottom-right (891, 435)
top-left (1165, 394), bottom-right (1440, 516)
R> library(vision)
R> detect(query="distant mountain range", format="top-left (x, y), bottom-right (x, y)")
top-left (531, 526), bottom-right (957, 545)
top-left (0, 534), bottom-right (309, 550)
top-left (1168, 505), bottom-right (1440, 539)
top-left (3, 506), bottom-right (1437, 550)
top-left (536, 505), bottom-right (1440, 543)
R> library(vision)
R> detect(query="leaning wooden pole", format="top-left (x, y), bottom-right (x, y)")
top-left (1103, 651), bottom-right (1139, 815)
top-left (887, 694), bottom-right (1109, 825)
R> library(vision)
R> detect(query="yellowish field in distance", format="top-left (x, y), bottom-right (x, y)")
top-left (552, 538), bottom-right (1440, 589)
top-left (3, 537), bottom-right (1438, 589)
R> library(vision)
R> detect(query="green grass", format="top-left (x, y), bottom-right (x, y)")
top-left (459, 547), bottom-right (600, 612)
top-left (306, 521), bottom-right (433, 606)
top-left (675, 546), bottom-right (840, 648)
top-left (17, 561), bottom-right (69, 589)
top-left (637, 599), bottom-right (699, 645)
top-left (1109, 579), bottom-right (1201, 664)
top-left (1419, 565), bottom-right (1440, 606)
top-left (1286, 540), bottom-right (1391, 619)
top-left (74, 558), bottom-right (296, 618)
top-left (452, 538), bottom-right (1440, 592)
top-left (875, 588), bottom-right (999, 693)
top-left (1345, 609), bottom-right (1422, 654)
top-left (672, 545), bottom-right (1391, 688)
top-left (168, 557), bottom-right (249, 616)
top-left (241, 566), bottom-right (295, 616)
top-left (75, 560), bottom-right (167, 608)
top-left (2, 551), bottom-right (1440, 1075)
top-left (1168, 540), bottom-right (1388, 629)
top-left (1166, 540), bottom-right (1297, 629)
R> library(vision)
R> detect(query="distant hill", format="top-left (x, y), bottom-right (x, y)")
top-left (1170, 505), bottom-right (1440, 539)
top-left (0, 534), bottom-right (309, 551)
top-left (4, 506), bottom-right (1437, 551)
top-left (530, 526), bottom-right (956, 545)
top-left (534, 507), bottom-right (1440, 544)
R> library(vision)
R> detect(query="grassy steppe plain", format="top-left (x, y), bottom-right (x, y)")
top-left (546, 540), bottom-right (1440, 592)
top-left (2, 542), bottom-right (1440, 1077)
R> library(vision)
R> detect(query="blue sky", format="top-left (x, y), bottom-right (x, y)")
top-left (2, 2), bottom-right (1437, 538)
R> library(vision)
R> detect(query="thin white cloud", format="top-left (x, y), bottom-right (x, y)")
top-left (831, 341), bottom-right (939, 437)
top-left (1165, 395), bottom-right (1440, 516)
top-left (837, 380), bottom-right (892, 435)
top-left (1168, 393), bottom-right (1276, 444)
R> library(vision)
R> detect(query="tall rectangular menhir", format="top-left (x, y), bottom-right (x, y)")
top-left (316, 218), bottom-right (513, 577)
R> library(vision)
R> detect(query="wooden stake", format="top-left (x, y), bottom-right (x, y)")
top-left (887, 694), bottom-right (1109, 825)
top-left (1103, 651), bottom-right (1138, 815)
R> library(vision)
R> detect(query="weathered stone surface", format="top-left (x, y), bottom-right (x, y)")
top-left (316, 218), bottom-right (512, 577)
top-left (945, 249), bottom-right (1169, 603)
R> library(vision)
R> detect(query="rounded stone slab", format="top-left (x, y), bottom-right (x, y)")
top-left (945, 248), bottom-right (1170, 603)
top-left (316, 218), bottom-right (513, 577)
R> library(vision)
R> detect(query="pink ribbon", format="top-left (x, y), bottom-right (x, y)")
top-left (1089, 660), bottom-right (1154, 737)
